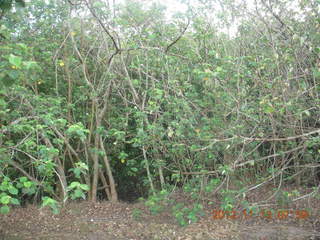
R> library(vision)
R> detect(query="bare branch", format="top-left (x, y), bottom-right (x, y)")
top-left (84, 0), bottom-right (120, 64)
top-left (165, 18), bottom-right (190, 53)
top-left (239, 128), bottom-right (320, 142)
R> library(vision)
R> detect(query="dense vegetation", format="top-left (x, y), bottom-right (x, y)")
top-left (0, 0), bottom-right (319, 224)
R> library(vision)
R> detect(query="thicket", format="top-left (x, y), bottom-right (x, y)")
top-left (0, 0), bottom-right (319, 224)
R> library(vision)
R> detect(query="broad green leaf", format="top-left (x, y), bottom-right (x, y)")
top-left (69, 181), bottom-right (80, 189)
top-left (130, 167), bottom-right (138, 172)
top-left (10, 198), bottom-right (20, 205)
top-left (19, 177), bottom-right (28, 183)
top-left (42, 196), bottom-right (56, 207)
top-left (0, 195), bottom-right (11, 204)
top-left (264, 105), bottom-right (275, 113)
top-left (52, 207), bottom-right (60, 214)
top-left (23, 181), bottom-right (33, 188)
top-left (0, 184), bottom-right (8, 191)
top-left (23, 61), bottom-right (38, 70)
top-left (0, 73), bottom-right (15, 86)
top-left (7, 70), bottom-right (19, 80)
top-left (17, 43), bottom-right (28, 50)
top-left (0, 205), bottom-right (10, 214)
top-left (9, 54), bottom-right (22, 68)
top-left (8, 186), bottom-right (18, 195)
top-left (74, 189), bottom-right (85, 199)
top-left (79, 184), bottom-right (89, 191)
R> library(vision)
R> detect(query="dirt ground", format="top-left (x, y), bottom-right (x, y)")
top-left (1, 185), bottom-right (320, 240)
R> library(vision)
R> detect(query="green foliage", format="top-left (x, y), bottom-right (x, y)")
top-left (183, 178), bottom-right (202, 200)
top-left (0, 176), bottom-right (21, 214)
top-left (66, 123), bottom-right (90, 141)
top-left (275, 190), bottom-right (300, 207)
top-left (145, 190), bottom-right (169, 215)
top-left (41, 196), bottom-right (60, 214)
top-left (0, 204), bottom-right (10, 214)
top-left (204, 178), bottom-right (221, 193)
top-left (0, 40), bottom-right (41, 88)
top-left (8, 54), bottom-right (22, 68)
top-left (67, 181), bottom-right (90, 200)
top-left (220, 189), bottom-right (237, 211)
top-left (69, 162), bottom-right (89, 179)
top-left (16, 177), bottom-right (36, 195)
top-left (131, 208), bottom-right (142, 220)
top-left (172, 202), bottom-right (204, 226)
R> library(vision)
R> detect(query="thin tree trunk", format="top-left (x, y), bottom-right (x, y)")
top-left (90, 131), bottom-right (100, 202)
top-left (159, 165), bottom-right (165, 190)
top-left (40, 133), bottom-right (68, 202)
top-left (99, 169), bottom-right (111, 200)
top-left (100, 136), bottom-right (118, 202)
top-left (142, 146), bottom-right (155, 194)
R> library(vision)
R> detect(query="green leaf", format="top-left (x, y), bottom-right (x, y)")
top-left (0, 73), bottom-right (15, 87)
top-left (0, 184), bottom-right (8, 191)
top-left (10, 198), bottom-right (20, 205)
top-left (72, 168), bottom-right (81, 178)
top-left (23, 181), bottom-right (33, 188)
top-left (73, 189), bottom-right (85, 199)
top-left (23, 61), bottom-right (38, 70)
top-left (19, 177), bottom-right (28, 183)
top-left (8, 186), bottom-right (18, 195)
top-left (41, 196), bottom-right (56, 207)
top-left (7, 70), bottom-right (20, 80)
top-left (130, 167), bottom-right (138, 172)
top-left (9, 54), bottom-right (22, 68)
top-left (69, 181), bottom-right (80, 189)
top-left (17, 43), bottom-right (28, 50)
top-left (52, 207), bottom-right (59, 214)
top-left (79, 184), bottom-right (89, 191)
top-left (264, 105), bottom-right (275, 113)
top-left (0, 195), bottom-right (11, 204)
top-left (0, 205), bottom-right (10, 214)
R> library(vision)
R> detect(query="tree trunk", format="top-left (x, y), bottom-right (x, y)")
top-left (142, 146), bottom-right (155, 194)
top-left (90, 132), bottom-right (100, 202)
top-left (100, 136), bottom-right (118, 202)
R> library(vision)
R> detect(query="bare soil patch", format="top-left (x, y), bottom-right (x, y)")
top-left (1, 185), bottom-right (319, 240)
